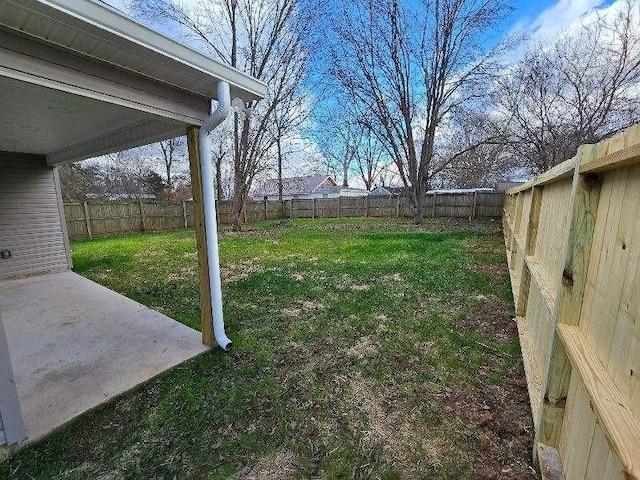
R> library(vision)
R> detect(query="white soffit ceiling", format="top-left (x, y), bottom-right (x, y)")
top-left (0, 75), bottom-right (184, 160)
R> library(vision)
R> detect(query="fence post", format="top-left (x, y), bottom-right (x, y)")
top-left (396, 195), bottom-right (400, 218)
top-left (471, 191), bottom-right (478, 220)
top-left (312, 198), bottom-right (316, 219)
top-left (138, 199), bottom-right (146, 231)
top-left (432, 194), bottom-right (436, 218)
top-left (83, 201), bottom-right (92, 239)
top-left (338, 196), bottom-right (342, 218)
top-left (264, 198), bottom-right (268, 220)
top-left (365, 195), bottom-right (369, 218)
top-left (537, 148), bottom-right (603, 450)
top-left (182, 200), bottom-right (188, 228)
top-left (289, 199), bottom-right (293, 219)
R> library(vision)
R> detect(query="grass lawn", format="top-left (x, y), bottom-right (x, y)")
top-left (1, 218), bottom-right (536, 479)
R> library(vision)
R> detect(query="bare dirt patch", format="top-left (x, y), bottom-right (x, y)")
top-left (468, 263), bottom-right (508, 276)
top-left (437, 364), bottom-right (536, 479)
top-left (455, 294), bottom-right (517, 341)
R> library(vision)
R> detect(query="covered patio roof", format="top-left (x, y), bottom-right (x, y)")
top-left (0, 0), bottom-right (266, 163)
top-left (0, 0), bottom-right (266, 450)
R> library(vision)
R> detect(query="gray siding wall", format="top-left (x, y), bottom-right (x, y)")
top-left (0, 153), bottom-right (70, 280)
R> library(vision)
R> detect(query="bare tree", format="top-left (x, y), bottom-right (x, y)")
top-left (158, 136), bottom-right (186, 194)
top-left (315, 108), bottom-right (361, 187)
top-left (329, 0), bottom-right (510, 224)
top-left (58, 150), bottom-right (166, 200)
top-left (58, 163), bottom-right (103, 200)
top-left (273, 88), bottom-right (311, 200)
top-left (207, 123), bottom-right (234, 201)
top-left (132, 0), bottom-right (316, 231)
top-left (498, 0), bottom-right (640, 173)
top-left (433, 144), bottom-right (507, 188)
top-left (353, 126), bottom-right (386, 191)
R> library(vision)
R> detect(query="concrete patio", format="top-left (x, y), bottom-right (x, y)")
top-left (0, 271), bottom-right (209, 444)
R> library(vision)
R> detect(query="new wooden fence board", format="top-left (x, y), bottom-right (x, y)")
top-left (503, 122), bottom-right (640, 480)
top-left (559, 325), bottom-right (640, 478)
top-left (558, 374), bottom-right (598, 480)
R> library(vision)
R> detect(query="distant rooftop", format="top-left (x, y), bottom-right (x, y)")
top-left (254, 175), bottom-right (336, 197)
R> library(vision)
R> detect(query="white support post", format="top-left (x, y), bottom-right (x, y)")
top-left (0, 312), bottom-right (25, 445)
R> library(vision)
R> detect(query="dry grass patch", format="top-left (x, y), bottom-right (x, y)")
top-left (233, 450), bottom-right (298, 480)
top-left (348, 374), bottom-right (447, 477)
top-left (220, 259), bottom-right (263, 282)
top-left (346, 336), bottom-right (379, 359)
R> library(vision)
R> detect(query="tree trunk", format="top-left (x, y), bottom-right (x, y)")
top-left (413, 202), bottom-right (424, 225)
top-left (277, 138), bottom-right (283, 201)
top-left (231, 178), bottom-right (245, 232)
top-left (231, 195), bottom-right (244, 232)
top-left (411, 184), bottom-right (426, 225)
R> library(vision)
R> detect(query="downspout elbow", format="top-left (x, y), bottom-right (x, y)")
top-left (202, 82), bottom-right (231, 134)
top-left (199, 81), bottom-right (232, 350)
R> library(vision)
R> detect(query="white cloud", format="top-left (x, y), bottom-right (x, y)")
top-left (511, 0), bottom-right (610, 40)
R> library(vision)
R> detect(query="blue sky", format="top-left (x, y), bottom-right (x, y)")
top-left (108, 0), bottom-right (619, 47)
top-left (102, 0), bottom-right (624, 181)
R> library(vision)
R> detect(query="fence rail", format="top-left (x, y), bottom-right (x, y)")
top-left (503, 123), bottom-right (640, 479)
top-left (63, 191), bottom-right (504, 240)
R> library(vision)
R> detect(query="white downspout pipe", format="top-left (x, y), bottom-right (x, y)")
top-left (199, 81), bottom-right (232, 350)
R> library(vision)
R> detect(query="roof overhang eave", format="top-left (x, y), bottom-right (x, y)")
top-left (3, 0), bottom-right (267, 102)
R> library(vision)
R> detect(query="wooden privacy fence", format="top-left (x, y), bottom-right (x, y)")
top-left (64, 191), bottom-right (504, 239)
top-left (503, 123), bottom-right (640, 479)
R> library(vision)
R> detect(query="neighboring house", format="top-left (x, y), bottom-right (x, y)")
top-left (428, 188), bottom-right (495, 195)
top-left (254, 175), bottom-right (368, 200)
top-left (370, 185), bottom-right (395, 196)
top-left (370, 186), bottom-right (495, 196)
top-left (0, 0), bottom-right (265, 452)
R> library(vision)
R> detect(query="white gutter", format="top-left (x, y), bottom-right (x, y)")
top-left (200, 81), bottom-right (232, 350)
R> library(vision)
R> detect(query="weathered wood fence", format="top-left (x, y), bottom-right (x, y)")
top-left (503, 123), bottom-right (640, 479)
top-left (64, 191), bottom-right (504, 239)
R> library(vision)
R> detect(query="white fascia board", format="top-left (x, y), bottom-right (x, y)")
top-left (36, 0), bottom-right (267, 101)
